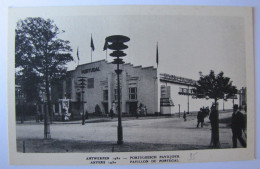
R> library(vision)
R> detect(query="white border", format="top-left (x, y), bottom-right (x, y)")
top-left (7, 5), bottom-right (255, 165)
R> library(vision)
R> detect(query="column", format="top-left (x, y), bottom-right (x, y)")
top-left (121, 71), bottom-right (127, 113)
top-left (62, 80), bottom-right (66, 98)
top-left (71, 77), bottom-right (76, 101)
top-left (58, 101), bottom-right (61, 115)
top-left (108, 73), bottom-right (113, 111)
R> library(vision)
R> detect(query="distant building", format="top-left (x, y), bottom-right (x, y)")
top-left (238, 87), bottom-right (247, 109)
top-left (15, 84), bottom-right (26, 105)
top-left (51, 60), bottom-right (243, 117)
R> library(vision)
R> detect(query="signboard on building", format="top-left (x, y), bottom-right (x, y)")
top-left (82, 67), bottom-right (100, 74)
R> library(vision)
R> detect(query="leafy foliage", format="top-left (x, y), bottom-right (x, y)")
top-left (15, 17), bottom-right (73, 102)
top-left (195, 70), bottom-right (237, 101)
top-left (16, 68), bottom-right (41, 102)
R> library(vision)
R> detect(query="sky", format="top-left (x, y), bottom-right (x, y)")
top-left (12, 7), bottom-right (247, 90)
top-left (51, 14), bottom-right (246, 89)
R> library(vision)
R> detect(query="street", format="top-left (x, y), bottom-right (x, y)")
top-left (16, 111), bottom-right (244, 152)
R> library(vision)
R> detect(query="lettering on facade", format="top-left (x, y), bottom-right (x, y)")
top-left (82, 67), bottom-right (100, 74)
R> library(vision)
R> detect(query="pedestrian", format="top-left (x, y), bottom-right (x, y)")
top-left (136, 107), bottom-right (139, 119)
top-left (196, 108), bottom-right (205, 128)
top-left (183, 111), bottom-right (187, 121)
top-left (110, 108), bottom-right (114, 119)
top-left (85, 110), bottom-right (89, 119)
top-left (205, 106), bottom-right (210, 117)
top-left (139, 103), bottom-right (143, 116)
top-left (38, 106), bottom-right (43, 122)
top-left (231, 104), bottom-right (246, 148)
top-left (144, 106), bottom-right (147, 116)
top-left (209, 104), bottom-right (218, 146)
top-left (36, 107), bottom-right (40, 123)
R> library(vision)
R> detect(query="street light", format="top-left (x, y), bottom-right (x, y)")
top-left (105, 35), bottom-right (130, 145)
top-left (178, 104), bottom-right (180, 118)
top-left (78, 76), bottom-right (87, 125)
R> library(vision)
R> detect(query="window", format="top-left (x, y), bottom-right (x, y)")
top-left (129, 87), bottom-right (137, 100)
top-left (103, 90), bottom-right (108, 101)
top-left (114, 89), bottom-right (122, 100)
top-left (87, 78), bottom-right (94, 88)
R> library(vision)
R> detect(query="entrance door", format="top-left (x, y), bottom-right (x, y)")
top-left (103, 103), bottom-right (108, 115)
top-left (129, 102), bottom-right (137, 116)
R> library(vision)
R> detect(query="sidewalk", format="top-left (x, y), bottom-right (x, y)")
top-left (17, 109), bottom-right (233, 125)
top-left (17, 115), bottom-right (174, 125)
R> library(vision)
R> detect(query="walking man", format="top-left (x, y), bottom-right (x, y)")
top-left (183, 111), bottom-right (187, 121)
top-left (231, 104), bottom-right (246, 148)
top-left (36, 107), bottom-right (40, 123)
top-left (110, 108), bottom-right (114, 119)
top-left (196, 108), bottom-right (205, 128)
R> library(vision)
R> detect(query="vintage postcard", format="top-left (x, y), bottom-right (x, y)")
top-left (8, 5), bottom-right (255, 165)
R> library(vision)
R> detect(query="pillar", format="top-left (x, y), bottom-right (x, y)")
top-left (121, 71), bottom-right (127, 113)
top-left (108, 73), bottom-right (113, 111)
top-left (71, 77), bottom-right (76, 101)
top-left (58, 101), bottom-right (61, 115)
top-left (62, 80), bottom-right (66, 98)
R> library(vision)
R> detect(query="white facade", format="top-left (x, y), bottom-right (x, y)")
top-left (161, 82), bottom-right (240, 114)
top-left (56, 60), bottom-right (241, 116)
top-left (64, 60), bottom-right (159, 115)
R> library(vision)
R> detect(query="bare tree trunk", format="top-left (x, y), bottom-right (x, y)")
top-left (44, 75), bottom-right (51, 139)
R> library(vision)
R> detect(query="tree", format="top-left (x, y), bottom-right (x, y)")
top-left (16, 67), bottom-right (42, 103)
top-left (195, 70), bottom-right (237, 148)
top-left (15, 17), bottom-right (73, 139)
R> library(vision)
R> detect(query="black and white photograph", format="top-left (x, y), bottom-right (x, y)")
top-left (8, 5), bottom-right (255, 165)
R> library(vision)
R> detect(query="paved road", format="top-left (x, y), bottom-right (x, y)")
top-left (16, 111), bottom-right (237, 147)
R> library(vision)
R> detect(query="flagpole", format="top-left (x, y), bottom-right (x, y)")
top-left (90, 34), bottom-right (95, 63)
top-left (156, 41), bottom-right (160, 113)
top-left (104, 40), bottom-right (108, 61)
top-left (91, 34), bottom-right (92, 63)
top-left (156, 42), bottom-right (159, 69)
top-left (91, 49), bottom-right (92, 63)
top-left (77, 47), bottom-right (80, 66)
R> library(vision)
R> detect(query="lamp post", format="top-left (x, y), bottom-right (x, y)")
top-left (178, 104), bottom-right (180, 118)
top-left (187, 86), bottom-right (190, 113)
top-left (78, 76), bottom-right (87, 125)
top-left (105, 35), bottom-right (130, 145)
